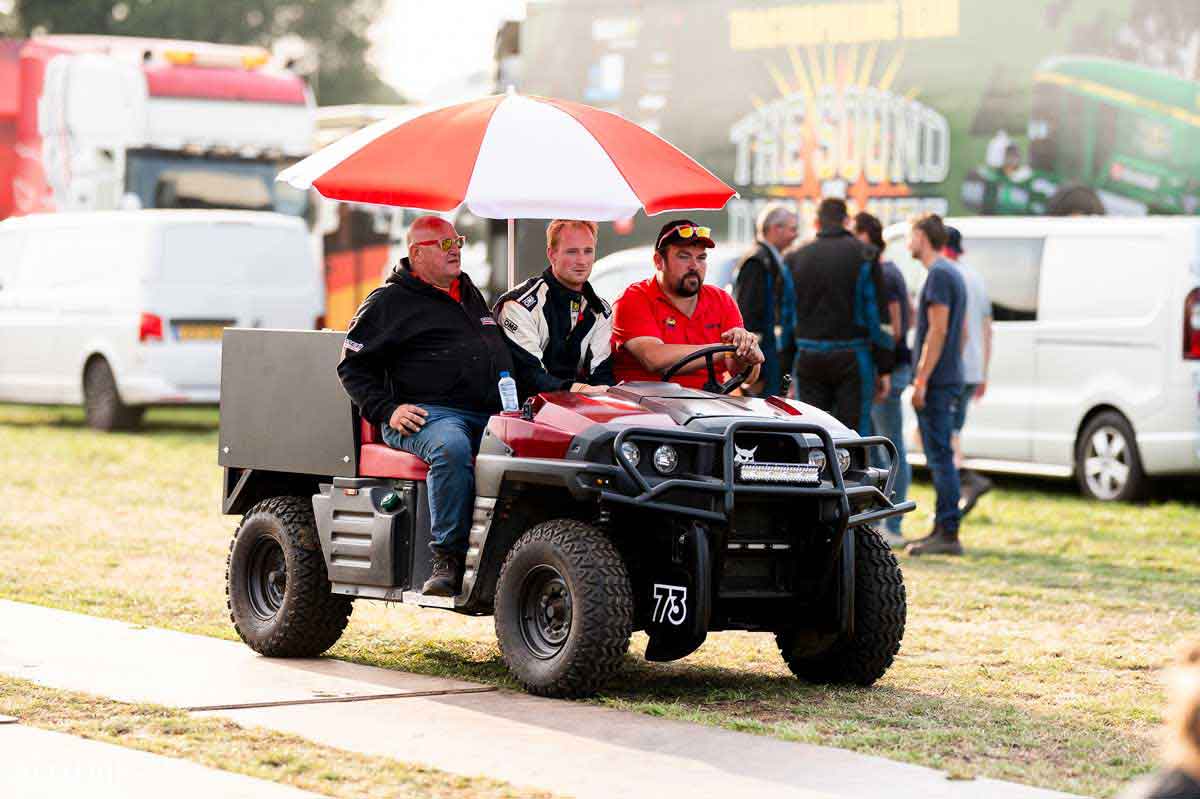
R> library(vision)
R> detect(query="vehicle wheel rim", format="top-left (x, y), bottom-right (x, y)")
top-left (247, 536), bottom-right (287, 620)
top-left (1083, 425), bottom-right (1131, 500)
top-left (518, 565), bottom-right (572, 659)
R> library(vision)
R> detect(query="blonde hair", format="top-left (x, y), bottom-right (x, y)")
top-left (1165, 640), bottom-right (1200, 774)
top-left (546, 219), bottom-right (598, 251)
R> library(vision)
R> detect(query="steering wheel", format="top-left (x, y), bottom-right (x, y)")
top-left (661, 344), bottom-right (754, 395)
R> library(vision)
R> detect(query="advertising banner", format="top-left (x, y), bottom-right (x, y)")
top-left (518, 0), bottom-right (1200, 250)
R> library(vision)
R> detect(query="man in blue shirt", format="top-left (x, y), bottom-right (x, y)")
top-left (906, 213), bottom-right (967, 556)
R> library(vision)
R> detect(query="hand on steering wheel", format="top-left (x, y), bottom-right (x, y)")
top-left (660, 344), bottom-right (757, 394)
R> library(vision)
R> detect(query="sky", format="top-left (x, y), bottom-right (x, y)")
top-left (370, 0), bottom-right (527, 104)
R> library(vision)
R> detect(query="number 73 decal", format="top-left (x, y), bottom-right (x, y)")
top-left (651, 583), bottom-right (688, 625)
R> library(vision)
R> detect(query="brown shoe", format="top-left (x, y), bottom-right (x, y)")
top-left (959, 470), bottom-right (994, 518)
top-left (906, 526), bottom-right (963, 556)
top-left (906, 525), bottom-right (941, 547)
top-left (422, 550), bottom-right (464, 596)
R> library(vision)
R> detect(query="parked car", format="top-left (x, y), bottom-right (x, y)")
top-left (884, 216), bottom-right (1200, 501)
top-left (588, 243), bottom-right (745, 305)
top-left (0, 210), bottom-right (322, 430)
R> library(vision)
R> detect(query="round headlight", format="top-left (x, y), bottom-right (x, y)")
top-left (619, 441), bottom-right (640, 467)
top-left (807, 449), bottom-right (827, 472)
top-left (836, 448), bottom-right (852, 474)
top-left (653, 444), bottom-right (679, 474)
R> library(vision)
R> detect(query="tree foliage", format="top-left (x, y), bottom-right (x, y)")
top-left (12, 0), bottom-right (403, 105)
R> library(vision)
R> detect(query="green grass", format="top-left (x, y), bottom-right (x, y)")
top-left (2, 402), bottom-right (1197, 797)
top-left (0, 675), bottom-right (553, 799)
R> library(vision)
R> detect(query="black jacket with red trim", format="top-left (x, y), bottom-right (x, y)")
top-left (337, 259), bottom-right (514, 424)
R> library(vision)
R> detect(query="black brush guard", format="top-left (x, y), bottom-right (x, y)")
top-left (602, 420), bottom-right (916, 539)
top-left (598, 420), bottom-right (914, 649)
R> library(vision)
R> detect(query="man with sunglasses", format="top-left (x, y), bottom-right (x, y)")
top-left (611, 219), bottom-right (763, 389)
top-left (338, 215), bottom-right (514, 597)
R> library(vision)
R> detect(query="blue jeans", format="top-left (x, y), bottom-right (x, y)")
top-left (953, 383), bottom-right (980, 432)
top-left (870, 363), bottom-right (912, 533)
top-left (916, 383), bottom-right (962, 534)
top-left (382, 404), bottom-right (490, 556)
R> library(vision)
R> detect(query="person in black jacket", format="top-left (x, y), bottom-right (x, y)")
top-left (493, 219), bottom-right (613, 399)
top-left (337, 215), bottom-right (514, 597)
top-left (786, 197), bottom-right (894, 434)
top-left (732, 202), bottom-right (798, 396)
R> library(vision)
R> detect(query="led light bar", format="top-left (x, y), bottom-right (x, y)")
top-left (737, 462), bottom-right (821, 485)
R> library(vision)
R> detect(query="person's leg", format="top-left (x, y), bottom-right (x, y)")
top-left (871, 363), bottom-right (911, 535)
top-left (952, 383), bottom-right (993, 516)
top-left (382, 406), bottom-right (480, 594)
top-left (829, 349), bottom-right (866, 433)
top-left (793, 351), bottom-right (836, 413)
top-left (852, 344), bottom-right (877, 437)
top-left (909, 384), bottom-right (962, 555)
top-left (951, 383), bottom-right (977, 470)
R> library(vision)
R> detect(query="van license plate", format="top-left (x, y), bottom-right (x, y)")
top-left (175, 323), bottom-right (226, 342)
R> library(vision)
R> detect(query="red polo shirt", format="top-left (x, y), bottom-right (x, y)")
top-left (611, 276), bottom-right (744, 388)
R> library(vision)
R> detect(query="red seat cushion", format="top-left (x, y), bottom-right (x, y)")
top-left (359, 443), bottom-right (430, 480)
top-left (358, 418), bottom-right (429, 479)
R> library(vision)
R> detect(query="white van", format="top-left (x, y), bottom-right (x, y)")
top-left (0, 210), bottom-right (322, 430)
top-left (883, 216), bottom-right (1200, 501)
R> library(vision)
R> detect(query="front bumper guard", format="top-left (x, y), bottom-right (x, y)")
top-left (601, 421), bottom-right (916, 537)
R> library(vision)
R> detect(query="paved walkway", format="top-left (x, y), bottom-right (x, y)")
top-left (0, 601), bottom-right (1085, 799)
top-left (0, 724), bottom-right (322, 798)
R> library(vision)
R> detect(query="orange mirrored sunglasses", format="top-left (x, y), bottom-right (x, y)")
top-left (412, 235), bottom-right (466, 251)
top-left (656, 225), bottom-right (712, 250)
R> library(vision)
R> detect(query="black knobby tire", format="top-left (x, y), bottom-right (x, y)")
top-left (494, 519), bottom-right (633, 698)
top-left (227, 496), bottom-right (352, 657)
top-left (777, 526), bottom-right (906, 686)
top-left (83, 358), bottom-right (144, 431)
top-left (1075, 410), bottom-right (1148, 502)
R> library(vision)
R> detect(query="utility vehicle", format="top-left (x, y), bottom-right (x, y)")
top-left (219, 329), bottom-right (913, 697)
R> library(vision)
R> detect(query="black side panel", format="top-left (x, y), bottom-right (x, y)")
top-left (408, 483), bottom-right (435, 590)
top-left (219, 328), bottom-right (356, 477)
top-left (313, 479), bottom-right (415, 588)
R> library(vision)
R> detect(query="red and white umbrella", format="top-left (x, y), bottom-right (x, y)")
top-left (279, 91), bottom-right (737, 286)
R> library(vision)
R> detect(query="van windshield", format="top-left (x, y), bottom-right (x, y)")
top-left (157, 223), bottom-right (313, 285)
top-left (127, 151), bottom-right (308, 221)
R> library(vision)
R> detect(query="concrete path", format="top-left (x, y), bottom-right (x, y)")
top-left (0, 724), bottom-right (323, 798)
top-left (0, 601), bottom-right (1084, 799)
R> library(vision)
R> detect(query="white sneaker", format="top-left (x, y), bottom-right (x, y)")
top-left (880, 529), bottom-right (907, 550)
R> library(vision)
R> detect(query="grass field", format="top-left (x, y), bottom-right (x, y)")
top-left (2, 403), bottom-right (1197, 797)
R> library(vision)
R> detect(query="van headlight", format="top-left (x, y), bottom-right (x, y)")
top-left (836, 448), bottom-right (851, 474)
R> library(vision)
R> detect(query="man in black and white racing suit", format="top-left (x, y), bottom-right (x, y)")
top-left (493, 219), bottom-right (614, 398)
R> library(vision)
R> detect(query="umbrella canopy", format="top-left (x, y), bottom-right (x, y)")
top-left (278, 92), bottom-right (737, 220)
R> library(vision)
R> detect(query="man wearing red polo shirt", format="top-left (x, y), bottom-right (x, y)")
top-left (612, 219), bottom-right (763, 388)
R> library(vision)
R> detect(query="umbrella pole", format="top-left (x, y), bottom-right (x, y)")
top-left (506, 218), bottom-right (516, 290)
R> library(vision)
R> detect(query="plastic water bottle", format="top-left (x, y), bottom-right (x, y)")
top-left (498, 371), bottom-right (519, 413)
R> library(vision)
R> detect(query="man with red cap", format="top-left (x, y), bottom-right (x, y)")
top-left (611, 219), bottom-right (763, 388)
